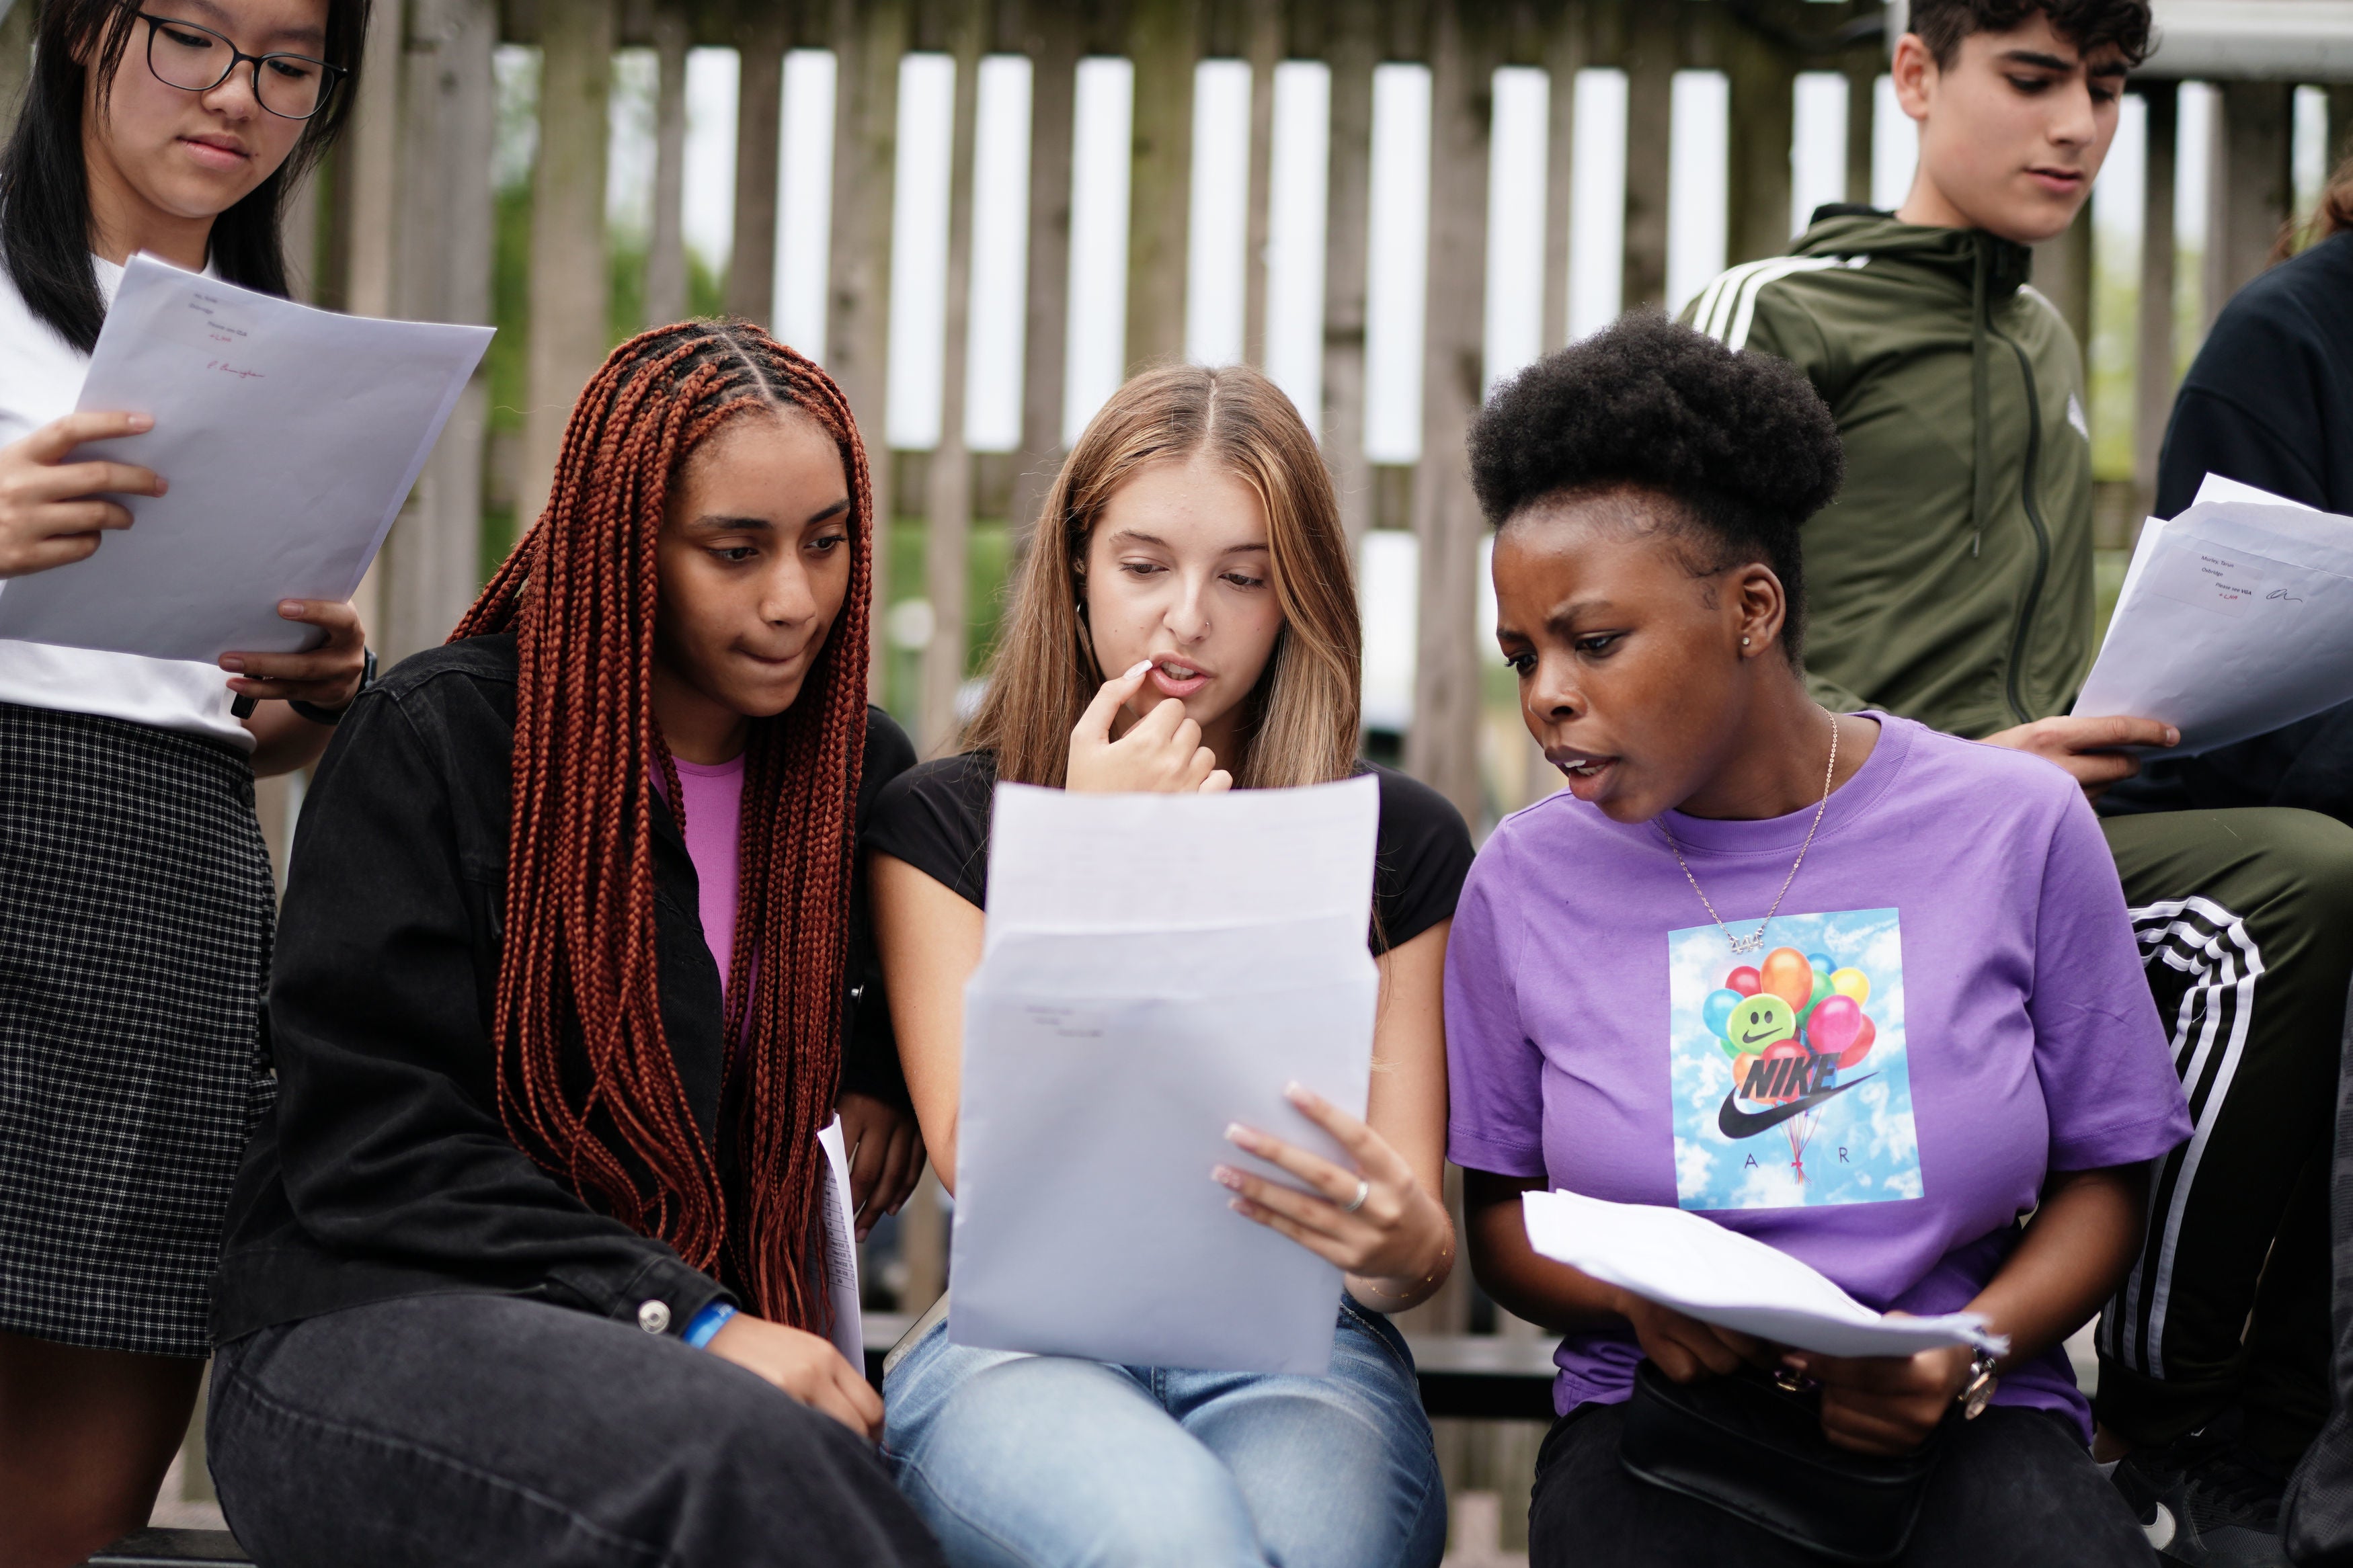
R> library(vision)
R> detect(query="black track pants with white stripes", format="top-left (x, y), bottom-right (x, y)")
top-left (2093, 807), bottom-right (2353, 1468)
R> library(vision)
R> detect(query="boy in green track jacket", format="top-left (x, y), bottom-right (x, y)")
top-left (1682, 3), bottom-right (2353, 1563)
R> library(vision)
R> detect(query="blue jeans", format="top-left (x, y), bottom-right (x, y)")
top-left (882, 1299), bottom-right (1447, 1568)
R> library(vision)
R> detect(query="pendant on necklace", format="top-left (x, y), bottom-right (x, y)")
top-left (1728, 932), bottom-right (1765, 955)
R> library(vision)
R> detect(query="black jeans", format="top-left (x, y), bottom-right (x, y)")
top-left (1528, 1401), bottom-right (2156, 1567)
top-left (206, 1293), bottom-right (946, 1568)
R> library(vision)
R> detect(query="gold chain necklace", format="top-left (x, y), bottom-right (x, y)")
top-left (1658, 714), bottom-right (1839, 957)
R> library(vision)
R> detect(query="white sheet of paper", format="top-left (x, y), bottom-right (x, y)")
top-left (948, 776), bottom-right (1382, 1375)
top-left (1522, 1190), bottom-right (2007, 1359)
top-left (0, 254), bottom-right (492, 662)
top-left (2194, 474), bottom-right (2320, 513)
top-left (980, 775), bottom-right (1381, 950)
top-left (2076, 478), bottom-right (2353, 757)
top-left (815, 1116), bottom-right (863, 1368)
top-left (2098, 478), bottom-right (2324, 660)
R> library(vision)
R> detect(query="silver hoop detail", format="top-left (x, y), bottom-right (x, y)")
top-left (1342, 1177), bottom-right (1371, 1214)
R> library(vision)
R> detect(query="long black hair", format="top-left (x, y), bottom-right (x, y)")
top-left (0, 0), bottom-right (370, 352)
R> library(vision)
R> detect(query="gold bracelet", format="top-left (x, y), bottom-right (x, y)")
top-left (1355, 1230), bottom-right (1457, 1302)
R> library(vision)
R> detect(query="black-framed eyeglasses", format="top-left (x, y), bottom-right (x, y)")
top-left (138, 13), bottom-right (346, 121)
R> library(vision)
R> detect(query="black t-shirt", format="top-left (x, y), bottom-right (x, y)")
top-left (2098, 229), bottom-right (2353, 828)
top-left (864, 751), bottom-right (1474, 954)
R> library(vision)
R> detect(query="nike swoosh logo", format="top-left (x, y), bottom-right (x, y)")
top-left (1739, 1028), bottom-right (1781, 1045)
top-left (1716, 1072), bottom-right (1878, 1139)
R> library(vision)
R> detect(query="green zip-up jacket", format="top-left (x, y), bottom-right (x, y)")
top-left (1677, 208), bottom-right (2096, 740)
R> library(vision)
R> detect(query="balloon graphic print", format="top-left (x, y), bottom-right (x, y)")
top-left (1669, 906), bottom-right (1917, 1211)
top-left (1711, 943), bottom-right (1884, 1184)
top-left (1702, 988), bottom-right (1743, 1041)
top-left (1759, 947), bottom-right (1815, 1012)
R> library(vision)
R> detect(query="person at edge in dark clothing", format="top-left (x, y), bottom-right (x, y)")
top-left (2106, 156), bottom-right (2353, 827)
top-left (2106, 153), bottom-right (2353, 1564)
top-left (1676, 3), bottom-right (2353, 1563)
top-left (202, 321), bottom-right (945, 1568)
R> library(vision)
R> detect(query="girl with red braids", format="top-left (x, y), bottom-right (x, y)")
top-left (201, 321), bottom-right (945, 1568)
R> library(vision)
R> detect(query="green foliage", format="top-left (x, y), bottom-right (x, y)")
top-left (610, 234), bottom-right (647, 346)
top-left (880, 513), bottom-right (1016, 729)
top-left (487, 183), bottom-right (532, 439)
top-left (2087, 237), bottom-right (2138, 483)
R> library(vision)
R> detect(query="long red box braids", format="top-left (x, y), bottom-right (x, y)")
top-left (451, 319), bottom-right (874, 1331)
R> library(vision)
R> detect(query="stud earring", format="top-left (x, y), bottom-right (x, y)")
top-left (1741, 636), bottom-right (1751, 647)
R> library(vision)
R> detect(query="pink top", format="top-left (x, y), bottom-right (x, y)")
top-left (670, 754), bottom-right (747, 1001)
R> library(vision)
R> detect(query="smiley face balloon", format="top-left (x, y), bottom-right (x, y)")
top-left (1722, 993), bottom-right (1797, 1057)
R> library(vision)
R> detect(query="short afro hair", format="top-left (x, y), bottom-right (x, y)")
top-left (1909, 0), bottom-right (2153, 70)
top-left (1467, 313), bottom-right (1843, 663)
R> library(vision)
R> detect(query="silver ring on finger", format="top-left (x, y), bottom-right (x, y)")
top-left (1341, 1176), bottom-right (1371, 1214)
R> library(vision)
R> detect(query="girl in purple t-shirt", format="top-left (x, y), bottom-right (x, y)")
top-left (1447, 315), bottom-right (2190, 1568)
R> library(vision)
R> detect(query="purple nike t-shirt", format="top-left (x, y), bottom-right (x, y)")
top-left (1444, 715), bottom-right (2192, 1439)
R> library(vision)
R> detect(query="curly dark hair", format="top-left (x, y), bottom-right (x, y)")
top-left (1909, 0), bottom-right (2153, 69)
top-left (1467, 313), bottom-right (1843, 664)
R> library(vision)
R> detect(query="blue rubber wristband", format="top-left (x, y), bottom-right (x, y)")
top-left (683, 1302), bottom-right (737, 1349)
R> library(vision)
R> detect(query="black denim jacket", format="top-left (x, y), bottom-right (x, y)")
top-left (210, 633), bottom-right (915, 1346)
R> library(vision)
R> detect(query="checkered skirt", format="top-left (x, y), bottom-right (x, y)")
top-left (0, 702), bottom-right (274, 1357)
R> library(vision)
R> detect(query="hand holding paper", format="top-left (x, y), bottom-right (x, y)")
top-left (0, 255), bottom-right (492, 663)
top-left (2075, 476), bottom-right (2353, 759)
top-left (949, 776), bottom-right (1382, 1375)
top-left (1521, 1189), bottom-right (2007, 1359)
top-left (0, 409), bottom-right (162, 579)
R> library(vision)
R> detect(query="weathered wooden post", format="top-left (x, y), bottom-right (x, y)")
top-left (340, 0), bottom-right (405, 647)
top-left (2329, 84), bottom-right (2353, 179)
top-left (520, 0), bottom-right (616, 533)
top-left (0, 0), bottom-right (32, 125)
top-left (1127, 0), bottom-right (1201, 371)
top-left (1723, 5), bottom-right (1796, 264)
top-left (2030, 204), bottom-right (2092, 352)
top-left (1843, 56), bottom-right (1874, 205)
top-left (1007, 1), bottom-right (1080, 544)
top-left (379, 0), bottom-right (497, 663)
top-left (643, 1), bottom-right (690, 327)
top-left (920, 3), bottom-right (986, 757)
top-left (1321, 0), bottom-right (1378, 545)
top-left (1241, 0), bottom-right (1281, 364)
top-left (1620, 0), bottom-right (1673, 310)
top-left (827, 0), bottom-right (908, 680)
top-left (1540, 2), bottom-right (1585, 354)
top-left (729, 8), bottom-right (788, 324)
top-left (2204, 81), bottom-right (2292, 330)
top-left (2133, 81), bottom-right (2177, 527)
top-left (1404, 0), bottom-right (1490, 826)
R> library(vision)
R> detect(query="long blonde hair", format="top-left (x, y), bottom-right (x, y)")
top-left (969, 364), bottom-right (1361, 790)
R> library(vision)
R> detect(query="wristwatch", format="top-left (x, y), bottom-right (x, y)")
top-left (290, 647), bottom-right (376, 727)
top-left (1956, 1349), bottom-right (1999, 1420)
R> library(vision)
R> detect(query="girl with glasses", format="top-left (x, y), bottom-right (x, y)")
top-left (0, 2), bottom-right (370, 1561)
